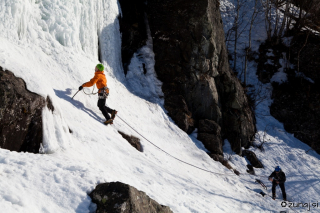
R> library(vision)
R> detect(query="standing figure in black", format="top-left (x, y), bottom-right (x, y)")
top-left (269, 166), bottom-right (286, 200)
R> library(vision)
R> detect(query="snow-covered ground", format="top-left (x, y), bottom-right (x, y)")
top-left (0, 0), bottom-right (319, 212)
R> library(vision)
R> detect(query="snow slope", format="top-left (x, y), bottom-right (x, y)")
top-left (0, 0), bottom-right (319, 212)
top-left (220, 0), bottom-right (320, 212)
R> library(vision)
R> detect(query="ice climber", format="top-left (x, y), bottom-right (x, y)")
top-left (79, 64), bottom-right (117, 125)
top-left (268, 166), bottom-right (286, 201)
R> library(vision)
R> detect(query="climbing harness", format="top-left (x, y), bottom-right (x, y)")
top-left (98, 86), bottom-right (109, 99)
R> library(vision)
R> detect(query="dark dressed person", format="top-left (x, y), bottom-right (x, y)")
top-left (269, 166), bottom-right (286, 200)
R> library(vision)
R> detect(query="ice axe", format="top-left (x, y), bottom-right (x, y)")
top-left (71, 90), bottom-right (80, 99)
top-left (255, 179), bottom-right (267, 190)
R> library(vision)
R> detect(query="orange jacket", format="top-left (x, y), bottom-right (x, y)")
top-left (82, 71), bottom-right (107, 89)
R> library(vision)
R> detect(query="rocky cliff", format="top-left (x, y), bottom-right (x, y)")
top-left (90, 182), bottom-right (173, 213)
top-left (118, 0), bottom-right (148, 75)
top-left (119, 0), bottom-right (256, 155)
top-left (0, 67), bottom-right (45, 153)
top-left (270, 33), bottom-right (320, 153)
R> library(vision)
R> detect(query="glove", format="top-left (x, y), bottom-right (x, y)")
top-left (79, 86), bottom-right (83, 91)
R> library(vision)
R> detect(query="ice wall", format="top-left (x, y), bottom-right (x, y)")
top-left (0, 0), bottom-right (122, 152)
top-left (0, 0), bottom-right (121, 65)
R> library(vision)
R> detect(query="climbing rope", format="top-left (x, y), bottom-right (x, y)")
top-left (82, 85), bottom-right (98, 95)
top-left (75, 87), bottom-right (320, 210)
top-left (116, 114), bottom-right (240, 177)
top-left (76, 88), bottom-right (272, 179)
top-left (118, 113), bottom-right (274, 178)
top-left (76, 88), bottom-right (320, 212)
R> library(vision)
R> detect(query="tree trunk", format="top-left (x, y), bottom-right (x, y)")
top-left (233, 0), bottom-right (240, 71)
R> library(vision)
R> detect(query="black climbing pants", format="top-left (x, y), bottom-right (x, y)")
top-left (272, 181), bottom-right (286, 199)
top-left (97, 98), bottom-right (113, 120)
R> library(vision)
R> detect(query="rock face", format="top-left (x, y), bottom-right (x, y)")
top-left (266, 33), bottom-right (320, 154)
top-left (118, 0), bottom-right (256, 154)
top-left (271, 78), bottom-right (320, 153)
top-left (256, 42), bottom-right (286, 83)
top-left (197, 119), bottom-right (223, 155)
top-left (0, 68), bottom-right (45, 153)
top-left (89, 182), bottom-right (173, 213)
top-left (118, 0), bottom-right (148, 75)
top-left (246, 164), bottom-right (255, 175)
top-left (145, 0), bottom-right (256, 154)
top-left (242, 150), bottom-right (263, 168)
top-left (118, 131), bottom-right (142, 152)
top-left (210, 153), bottom-right (240, 175)
top-left (164, 95), bottom-right (194, 133)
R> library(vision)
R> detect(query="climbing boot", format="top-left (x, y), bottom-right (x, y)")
top-left (272, 194), bottom-right (276, 200)
top-left (111, 110), bottom-right (117, 120)
top-left (104, 119), bottom-right (113, 125)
